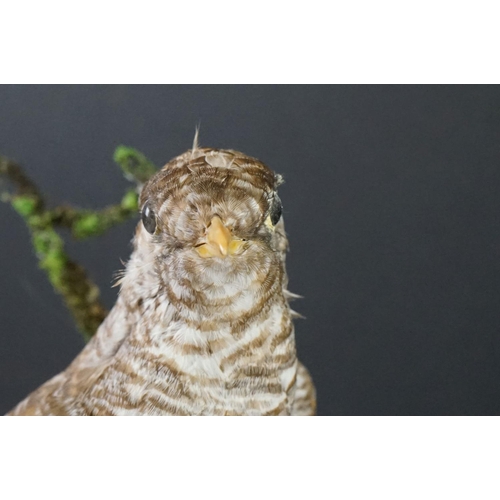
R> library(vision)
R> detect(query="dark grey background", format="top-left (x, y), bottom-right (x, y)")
top-left (1, 85), bottom-right (499, 415)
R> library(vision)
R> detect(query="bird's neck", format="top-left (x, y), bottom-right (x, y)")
top-left (121, 244), bottom-right (296, 378)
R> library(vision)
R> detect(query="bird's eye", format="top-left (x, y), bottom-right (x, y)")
top-left (141, 204), bottom-right (157, 234)
top-left (270, 195), bottom-right (282, 226)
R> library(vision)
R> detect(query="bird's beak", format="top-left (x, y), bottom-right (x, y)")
top-left (196, 216), bottom-right (244, 258)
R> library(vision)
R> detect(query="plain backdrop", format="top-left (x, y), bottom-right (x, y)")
top-left (0, 85), bottom-right (499, 415)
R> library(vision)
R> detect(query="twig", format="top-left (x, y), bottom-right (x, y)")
top-left (49, 189), bottom-right (138, 239)
top-left (113, 145), bottom-right (157, 185)
top-left (0, 147), bottom-right (157, 341)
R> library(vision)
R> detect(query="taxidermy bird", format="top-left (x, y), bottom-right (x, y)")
top-left (8, 143), bottom-right (316, 416)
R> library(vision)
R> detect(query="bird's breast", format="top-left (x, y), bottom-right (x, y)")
top-left (103, 301), bottom-right (297, 416)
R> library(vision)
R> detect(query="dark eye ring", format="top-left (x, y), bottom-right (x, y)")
top-left (141, 203), bottom-right (157, 234)
top-left (270, 194), bottom-right (282, 226)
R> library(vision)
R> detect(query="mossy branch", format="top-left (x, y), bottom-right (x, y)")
top-left (48, 189), bottom-right (139, 239)
top-left (0, 147), bottom-right (157, 341)
top-left (113, 145), bottom-right (157, 185)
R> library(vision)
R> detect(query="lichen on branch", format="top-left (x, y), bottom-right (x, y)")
top-left (0, 147), bottom-right (158, 341)
top-left (49, 188), bottom-right (139, 239)
top-left (113, 145), bottom-right (157, 185)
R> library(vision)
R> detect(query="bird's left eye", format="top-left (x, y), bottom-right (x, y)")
top-left (269, 195), bottom-right (282, 226)
top-left (142, 203), bottom-right (157, 234)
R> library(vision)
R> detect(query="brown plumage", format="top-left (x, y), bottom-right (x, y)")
top-left (8, 146), bottom-right (316, 416)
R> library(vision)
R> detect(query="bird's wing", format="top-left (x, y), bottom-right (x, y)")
top-left (7, 295), bottom-right (134, 416)
top-left (291, 361), bottom-right (316, 416)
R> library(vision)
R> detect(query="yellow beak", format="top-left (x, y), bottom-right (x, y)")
top-left (196, 216), bottom-right (244, 258)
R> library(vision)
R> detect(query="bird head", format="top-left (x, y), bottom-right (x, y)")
top-left (136, 148), bottom-right (287, 294)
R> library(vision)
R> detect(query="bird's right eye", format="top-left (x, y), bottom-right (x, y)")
top-left (142, 204), bottom-right (157, 234)
top-left (269, 195), bottom-right (282, 226)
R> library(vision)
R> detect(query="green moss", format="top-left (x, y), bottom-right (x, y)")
top-left (114, 145), bottom-right (157, 184)
top-left (41, 249), bottom-right (67, 284)
top-left (73, 213), bottom-right (102, 238)
top-left (12, 196), bottom-right (38, 217)
top-left (27, 213), bottom-right (52, 230)
top-left (33, 231), bottom-right (53, 254)
top-left (121, 189), bottom-right (138, 211)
